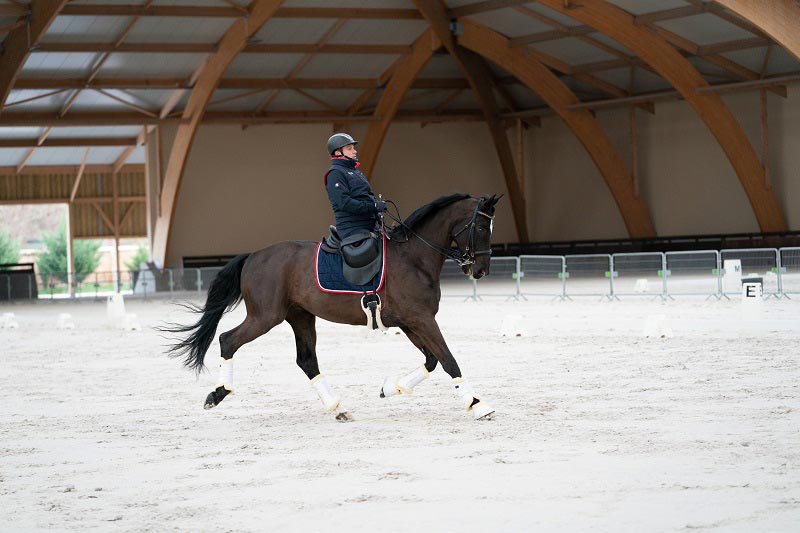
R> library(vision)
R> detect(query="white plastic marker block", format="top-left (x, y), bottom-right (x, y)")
top-left (1, 312), bottom-right (19, 329)
top-left (56, 313), bottom-right (75, 330)
top-left (500, 314), bottom-right (527, 337)
top-left (106, 294), bottom-right (126, 326)
top-left (740, 279), bottom-right (763, 319)
top-left (634, 278), bottom-right (649, 293)
top-left (722, 259), bottom-right (742, 293)
top-left (642, 314), bottom-right (671, 338)
top-left (122, 313), bottom-right (141, 331)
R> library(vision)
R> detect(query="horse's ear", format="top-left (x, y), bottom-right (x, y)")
top-left (486, 194), bottom-right (503, 210)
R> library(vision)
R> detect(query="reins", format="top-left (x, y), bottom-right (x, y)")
top-left (381, 199), bottom-right (493, 268)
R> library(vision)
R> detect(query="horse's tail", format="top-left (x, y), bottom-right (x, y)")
top-left (161, 253), bottom-right (250, 375)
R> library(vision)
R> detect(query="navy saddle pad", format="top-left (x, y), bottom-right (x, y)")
top-left (315, 239), bottom-right (385, 294)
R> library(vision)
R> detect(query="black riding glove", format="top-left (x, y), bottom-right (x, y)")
top-left (375, 200), bottom-right (388, 213)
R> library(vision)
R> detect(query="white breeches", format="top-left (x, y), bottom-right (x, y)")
top-left (217, 357), bottom-right (234, 392)
top-left (382, 365), bottom-right (429, 397)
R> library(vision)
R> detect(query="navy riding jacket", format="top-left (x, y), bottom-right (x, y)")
top-left (324, 157), bottom-right (379, 238)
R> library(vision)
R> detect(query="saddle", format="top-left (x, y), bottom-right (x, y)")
top-left (322, 226), bottom-right (383, 286)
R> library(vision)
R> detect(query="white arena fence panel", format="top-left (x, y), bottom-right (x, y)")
top-left (664, 250), bottom-right (720, 297)
top-left (473, 256), bottom-right (520, 299)
top-left (519, 255), bottom-right (565, 299)
top-left (779, 247), bottom-right (800, 296)
top-left (720, 248), bottom-right (780, 297)
top-left (439, 259), bottom-right (478, 300)
top-left (610, 252), bottom-right (666, 298)
top-left (564, 254), bottom-right (612, 298)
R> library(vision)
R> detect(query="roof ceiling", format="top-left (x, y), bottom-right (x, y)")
top-left (0, 0), bottom-right (797, 169)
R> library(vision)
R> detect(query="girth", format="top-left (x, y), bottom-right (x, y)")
top-left (322, 226), bottom-right (383, 286)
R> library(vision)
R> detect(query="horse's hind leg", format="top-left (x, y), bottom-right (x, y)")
top-left (204, 314), bottom-right (278, 409)
top-left (286, 307), bottom-right (353, 422)
top-left (379, 327), bottom-right (437, 398)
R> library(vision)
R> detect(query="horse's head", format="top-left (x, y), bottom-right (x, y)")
top-left (452, 194), bottom-right (502, 279)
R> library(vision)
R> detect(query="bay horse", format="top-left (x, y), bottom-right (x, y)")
top-left (165, 193), bottom-right (500, 421)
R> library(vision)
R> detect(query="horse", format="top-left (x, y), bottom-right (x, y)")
top-left (164, 193), bottom-right (501, 421)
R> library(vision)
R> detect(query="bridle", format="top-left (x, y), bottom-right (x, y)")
top-left (383, 199), bottom-right (494, 268)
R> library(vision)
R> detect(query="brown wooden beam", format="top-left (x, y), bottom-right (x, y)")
top-left (33, 42), bottom-right (411, 55)
top-left (0, 1), bottom-right (68, 115)
top-left (153, 0), bottom-right (287, 267)
top-left (457, 19), bottom-right (655, 239)
top-left (0, 137), bottom-right (138, 148)
top-left (69, 148), bottom-right (91, 203)
top-left (415, 0), bottom-right (529, 242)
top-left (536, 0), bottom-right (787, 233)
top-left (0, 112), bottom-right (186, 126)
top-left (712, 0), bottom-right (800, 61)
top-left (448, 0), bottom-right (530, 18)
top-left (0, 164), bottom-right (144, 176)
top-left (358, 29), bottom-right (439, 178)
top-left (60, 5), bottom-right (422, 19)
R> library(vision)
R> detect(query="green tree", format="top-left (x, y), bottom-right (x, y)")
top-left (0, 230), bottom-right (21, 266)
top-left (125, 245), bottom-right (149, 272)
top-left (37, 221), bottom-right (102, 284)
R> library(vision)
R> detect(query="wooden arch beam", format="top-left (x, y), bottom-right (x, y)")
top-left (0, 1), bottom-right (69, 111)
top-left (457, 20), bottom-right (655, 238)
top-left (712, 0), bottom-right (800, 61)
top-left (533, 0), bottom-right (787, 233)
top-left (414, 0), bottom-right (529, 242)
top-left (152, 0), bottom-right (285, 266)
top-left (358, 29), bottom-right (439, 177)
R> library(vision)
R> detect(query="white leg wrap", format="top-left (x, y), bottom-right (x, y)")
top-left (396, 365), bottom-right (429, 394)
top-left (381, 376), bottom-right (400, 397)
top-left (453, 377), bottom-right (495, 419)
top-left (311, 375), bottom-right (342, 413)
top-left (217, 357), bottom-right (234, 392)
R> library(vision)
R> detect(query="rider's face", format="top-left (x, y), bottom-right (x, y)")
top-left (340, 144), bottom-right (357, 158)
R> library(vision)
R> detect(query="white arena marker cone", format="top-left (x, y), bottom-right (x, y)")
top-left (106, 294), bottom-right (126, 327)
top-left (56, 313), bottom-right (75, 330)
top-left (500, 314), bottom-right (527, 337)
top-left (634, 278), bottom-right (649, 293)
top-left (642, 314), bottom-right (671, 338)
top-left (122, 313), bottom-right (141, 331)
top-left (2, 312), bottom-right (19, 329)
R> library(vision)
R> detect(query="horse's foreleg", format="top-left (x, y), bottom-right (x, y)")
top-left (286, 308), bottom-right (353, 422)
top-left (405, 319), bottom-right (495, 420)
top-left (379, 327), bottom-right (437, 398)
top-left (204, 315), bottom-right (276, 409)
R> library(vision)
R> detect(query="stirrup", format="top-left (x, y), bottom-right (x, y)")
top-left (361, 292), bottom-right (388, 332)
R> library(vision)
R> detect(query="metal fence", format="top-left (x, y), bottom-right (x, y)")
top-left (2, 246), bottom-right (796, 302)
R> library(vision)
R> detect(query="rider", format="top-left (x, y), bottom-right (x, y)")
top-left (324, 133), bottom-right (388, 239)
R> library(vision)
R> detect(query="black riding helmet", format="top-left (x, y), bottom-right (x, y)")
top-left (327, 133), bottom-right (358, 156)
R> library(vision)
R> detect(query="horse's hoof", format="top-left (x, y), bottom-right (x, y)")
top-left (379, 389), bottom-right (385, 398)
top-left (472, 400), bottom-right (495, 421)
top-left (335, 411), bottom-right (354, 422)
top-left (203, 392), bottom-right (216, 410)
top-left (203, 386), bottom-right (230, 410)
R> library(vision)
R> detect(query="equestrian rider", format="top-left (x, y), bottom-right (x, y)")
top-left (324, 133), bottom-right (388, 239)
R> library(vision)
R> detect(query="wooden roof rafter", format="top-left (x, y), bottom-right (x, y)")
top-left (711, 0), bottom-right (800, 61)
top-left (152, 0), bottom-right (287, 266)
top-left (532, 0), bottom-right (787, 233)
top-left (455, 18), bottom-right (655, 239)
top-left (414, 0), bottom-right (529, 241)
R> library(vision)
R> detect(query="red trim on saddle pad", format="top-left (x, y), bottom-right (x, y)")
top-left (314, 234), bottom-right (386, 295)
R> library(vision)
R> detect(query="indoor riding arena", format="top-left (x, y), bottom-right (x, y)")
top-left (1, 1), bottom-right (799, 531)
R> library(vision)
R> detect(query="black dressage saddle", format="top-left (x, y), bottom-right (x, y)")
top-left (322, 226), bottom-right (383, 286)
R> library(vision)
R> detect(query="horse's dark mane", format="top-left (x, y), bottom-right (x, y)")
top-left (390, 193), bottom-right (471, 238)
